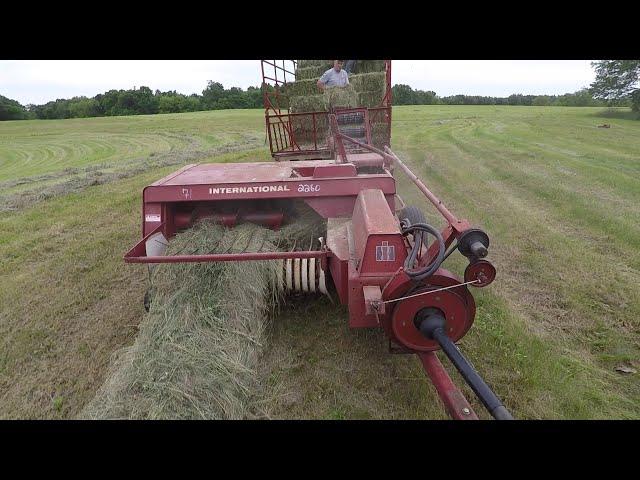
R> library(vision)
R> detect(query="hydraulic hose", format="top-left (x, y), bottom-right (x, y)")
top-left (402, 222), bottom-right (446, 281)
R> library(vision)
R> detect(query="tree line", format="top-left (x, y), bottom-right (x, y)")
top-left (2, 61), bottom-right (638, 121)
top-left (0, 81), bottom-right (264, 121)
top-left (390, 85), bottom-right (626, 107)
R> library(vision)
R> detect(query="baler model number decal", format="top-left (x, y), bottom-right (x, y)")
top-left (145, 214), bottom-right (161, 222)
top-left (208, 185), bottom-right (291, 195)
top-left (298, 184), bottom-right (320, 193)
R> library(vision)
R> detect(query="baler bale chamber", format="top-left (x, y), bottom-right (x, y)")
top-left (124, 60), bottom-right (513, 420)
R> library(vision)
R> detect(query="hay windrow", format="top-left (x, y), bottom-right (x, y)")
top-left (81, 206), bottom-right (325, 419)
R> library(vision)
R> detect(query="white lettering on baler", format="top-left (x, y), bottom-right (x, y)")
top-left (208, 185), bottom-right (291, 195)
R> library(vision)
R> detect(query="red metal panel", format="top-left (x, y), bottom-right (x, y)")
top-left (144, 176), bottom-right (396, 204)
top-left (347, 269), bottom-right (394, 328)
top-left (312, 164), bottom-right (357, 178)
top-left (351, 189), bottom-right (405, 275)
top-left (303, 197), bottom-right (358, 218)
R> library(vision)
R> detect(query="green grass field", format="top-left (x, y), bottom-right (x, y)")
top-left (1, 106), bottom-right (638, 419)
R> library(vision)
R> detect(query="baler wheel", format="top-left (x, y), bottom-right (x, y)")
top-left (398, 205), bottom-right (428, 250)
top-left (398, 205), bottom-right (426, 227)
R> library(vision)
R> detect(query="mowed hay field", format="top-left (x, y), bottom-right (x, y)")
top-left (1, 106), bottom-right (638, 419)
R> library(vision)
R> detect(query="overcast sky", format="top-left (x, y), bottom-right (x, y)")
top-left (0, 60), bottom-right (596, 105)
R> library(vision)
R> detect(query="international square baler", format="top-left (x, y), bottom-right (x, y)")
top-left (124, 60), bottom-right (513, 420)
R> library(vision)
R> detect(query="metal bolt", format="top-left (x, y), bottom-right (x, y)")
top-left (462, 408), bottom-right (471, 416)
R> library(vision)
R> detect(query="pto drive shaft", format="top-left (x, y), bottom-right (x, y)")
top-left (415, 308), bottom-right (514, 420)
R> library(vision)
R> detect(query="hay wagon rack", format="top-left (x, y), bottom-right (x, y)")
top-left (125, 60), bottom-right (513, 420)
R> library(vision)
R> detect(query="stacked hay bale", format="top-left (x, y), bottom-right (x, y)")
top-left (287, 60), bottom-right (386, 113)
top-left (284, 60), bottom-right (388, 149)
top-left (82, 207), bottom-right (326, 420)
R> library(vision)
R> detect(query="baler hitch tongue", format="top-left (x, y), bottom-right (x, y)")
top-left (416, 309), bottom-right (514, 420)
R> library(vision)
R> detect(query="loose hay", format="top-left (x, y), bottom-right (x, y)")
top-left (81, 206), bottom-right (325, 420)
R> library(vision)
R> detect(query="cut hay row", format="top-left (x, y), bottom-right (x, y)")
top-left (81, 207), bottom-right (326, 420)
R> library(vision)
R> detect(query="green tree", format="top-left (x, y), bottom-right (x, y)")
top-left (533, 95), bottom-right (551, 106)
top-left (0, 95), bottom-right (28, 120)
top-left (202, 81), bottom-right (225, 109)
top-left (391, 84), bottom-right (415, 105)
top-left (590, 60), bottom-right (640, 113)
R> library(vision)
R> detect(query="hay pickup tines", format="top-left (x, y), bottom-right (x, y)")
top-left (125, 140), bottom-right (513, 420)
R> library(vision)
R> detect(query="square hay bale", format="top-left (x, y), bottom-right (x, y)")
top-left (325, 85), bottom-right (359, 110)
top-left (295, 65), bottom-right (328, 81)
top-left (297, 60), bottom-right (332, 69)
top-left (289, 94), bottom-right (328, 113)
top-left (282, 78), bottom-right (321, 98)
top-left (355, 60), bottom-right (386, 74)
top-left (348, 72), bottom-right (386, 95)
top-left (358, 90), bottom-right (385, 108)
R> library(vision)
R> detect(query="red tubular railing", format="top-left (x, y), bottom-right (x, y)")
top-left (126, 250), bottom-right (327, 264)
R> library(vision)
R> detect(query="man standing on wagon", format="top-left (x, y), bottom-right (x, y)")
top-left (317, 60), bottom-right (350, 92)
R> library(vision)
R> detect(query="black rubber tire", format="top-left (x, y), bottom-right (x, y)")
top-left (398, 205), bottom-right (426, 228)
